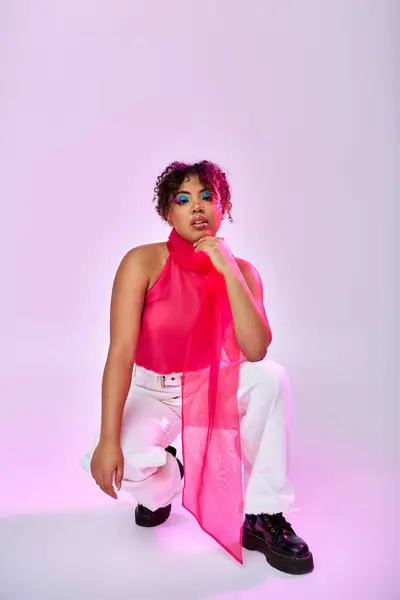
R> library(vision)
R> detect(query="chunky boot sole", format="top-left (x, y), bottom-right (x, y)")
top-left (135, 504), bottom-right (172, 527)
top-left (242, 529), bottom-right (314, 575)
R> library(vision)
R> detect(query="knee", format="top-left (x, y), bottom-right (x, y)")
top-left (241, 358), bottom-right (289, 393)
top-left (122, 446), bottom-right (167, 482)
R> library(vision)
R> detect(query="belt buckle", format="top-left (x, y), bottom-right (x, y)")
top-left (161, 375), bottom-right (178, 388)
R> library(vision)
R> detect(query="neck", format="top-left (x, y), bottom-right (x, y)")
top-left (167, 228), bottom-right (212, 272)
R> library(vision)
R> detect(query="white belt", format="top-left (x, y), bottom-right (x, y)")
top-left (134, 365), bottom-right (182, 389)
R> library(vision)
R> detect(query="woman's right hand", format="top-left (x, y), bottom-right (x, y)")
top-left (90, 440), bottom-right (124, 499)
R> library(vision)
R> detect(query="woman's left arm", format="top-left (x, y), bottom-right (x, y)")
top-left (224, 259), bottom-right (272, 362)
top-left (193, 236), bottom-right (272, 362)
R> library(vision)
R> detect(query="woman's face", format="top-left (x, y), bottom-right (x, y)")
top-left (167, 174), bottom-right (223, 242)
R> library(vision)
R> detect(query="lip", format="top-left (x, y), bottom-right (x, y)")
top-left (190, 216), bottom-right (208, 225)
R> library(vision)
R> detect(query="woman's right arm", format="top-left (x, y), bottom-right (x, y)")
top-left (90, 246), bottom-right (149, 499)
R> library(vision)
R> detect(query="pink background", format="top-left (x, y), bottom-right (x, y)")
top-left (0, 1), bottom-right (397, 598)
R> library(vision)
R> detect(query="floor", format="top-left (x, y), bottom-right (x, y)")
top-left (0, 453), bottom-right (397, 600)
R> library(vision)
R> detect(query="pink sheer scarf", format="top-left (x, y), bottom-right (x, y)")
top-left (167, 228), bottom-right (246, 563)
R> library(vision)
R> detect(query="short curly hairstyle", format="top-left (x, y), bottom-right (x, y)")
top-left (153, 160), bottom-right (233, 223)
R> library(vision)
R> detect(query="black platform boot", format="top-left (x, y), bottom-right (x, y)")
top-left (134, 445), bottom-right (184, 528)
top-left (243, 512), bottom-right (314, 575)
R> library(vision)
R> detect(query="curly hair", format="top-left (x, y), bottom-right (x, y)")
top-left (153, 160), bottom-right (233, 223)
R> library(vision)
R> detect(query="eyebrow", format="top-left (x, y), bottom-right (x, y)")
top-left (175, 189), bottom-right (210, 196)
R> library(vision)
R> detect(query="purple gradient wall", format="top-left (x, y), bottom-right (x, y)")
top-left (0, 0), bottom-right (396, 538)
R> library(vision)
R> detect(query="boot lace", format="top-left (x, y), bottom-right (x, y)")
top-left (260, 512), bottom-right (295, 536)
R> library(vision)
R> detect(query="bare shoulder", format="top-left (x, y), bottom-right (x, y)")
top-left (121, 241), bottom-right (167, 269)
top-left (117, 241), bottom-right (168, 291)
top-left (234, 257), bottom-right (261, 280)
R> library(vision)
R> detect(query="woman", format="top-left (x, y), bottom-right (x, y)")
top-left (82, 160), bottom-right (314, 575)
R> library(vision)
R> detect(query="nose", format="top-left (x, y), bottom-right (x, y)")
top-left (192, 199), bottom-right (205, 213)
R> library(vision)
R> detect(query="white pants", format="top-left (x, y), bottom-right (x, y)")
top-left (81, 358), bottom-right (295, 515)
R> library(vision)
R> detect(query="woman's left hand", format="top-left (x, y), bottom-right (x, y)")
top-left (193, 236), bottom-right (238, 276)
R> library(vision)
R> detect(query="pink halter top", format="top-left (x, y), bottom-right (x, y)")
top-left (135, 253), bottom-right (211, 373)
